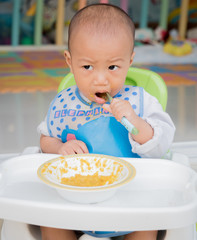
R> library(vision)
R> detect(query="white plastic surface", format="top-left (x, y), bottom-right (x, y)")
top-left (171, 141), bottom-right (197, 172)
top-left (0, 154), bottom-right (196, 232)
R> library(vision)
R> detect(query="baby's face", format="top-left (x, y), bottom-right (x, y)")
top-left (65, 28), bottom-right (134, 103)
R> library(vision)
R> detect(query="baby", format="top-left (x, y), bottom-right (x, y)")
top-left (38, 3), bottom-right (175, 240)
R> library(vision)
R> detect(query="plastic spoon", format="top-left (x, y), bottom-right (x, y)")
top-left (105, 93), bottom-right (139, 135)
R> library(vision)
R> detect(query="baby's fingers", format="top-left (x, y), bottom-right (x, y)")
top-left (75, 141), bottom-right (89, 154)
top-left (102, 103), bottom-right (112, 113)
top-left (60, 148), bottom-right (75, 155)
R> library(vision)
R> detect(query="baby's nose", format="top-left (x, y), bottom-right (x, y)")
top-left (94, 73), bottom-right (109, 85)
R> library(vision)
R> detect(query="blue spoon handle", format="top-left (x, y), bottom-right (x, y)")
top-left (121, 117), bottom-right (139, 135)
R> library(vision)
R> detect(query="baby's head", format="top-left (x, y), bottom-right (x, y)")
top-left (65, 4), bottom-right (136, 103)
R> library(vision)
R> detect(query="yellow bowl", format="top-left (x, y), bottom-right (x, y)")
top-left (37, 154), bottom-right (136, 203)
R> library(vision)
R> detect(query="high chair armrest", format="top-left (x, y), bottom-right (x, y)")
top-left (21, 146), bottom-right (41, 155)
top-left (171, 152), bottom-right (190, 167)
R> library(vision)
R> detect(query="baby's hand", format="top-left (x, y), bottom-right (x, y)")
top-left (103, 98), bottom-right (154, 144)
top-left (58, 140), bottom-right (89, 155)
top-left (103, 98), bottom-right (137, 123)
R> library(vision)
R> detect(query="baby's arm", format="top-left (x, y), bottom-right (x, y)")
top-left (103, 98), bottom-right (153, 144)
top-left (40, 134), bottom-right (89, 155)
top-left (103, 91), bottom-right (175, 158)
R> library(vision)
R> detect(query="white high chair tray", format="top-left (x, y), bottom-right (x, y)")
top-left (0, 153), bottom-right (196, 231)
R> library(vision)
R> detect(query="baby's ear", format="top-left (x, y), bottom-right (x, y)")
top-left (129, 52), bottom-right (135, 66)
top-left (64, 50), bottom-right (72, 72)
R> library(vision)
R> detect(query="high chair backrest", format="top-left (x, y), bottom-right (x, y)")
top-left (58, 67), bottom-right (168, 111)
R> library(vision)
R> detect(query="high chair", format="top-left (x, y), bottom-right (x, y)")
top-left (0, 68), bottom-right (197, 240)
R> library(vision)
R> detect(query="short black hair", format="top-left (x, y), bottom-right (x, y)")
top-left (68, 3), bottom-right (135, 51)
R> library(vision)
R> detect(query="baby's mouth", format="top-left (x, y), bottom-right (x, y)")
top-left (95, 92), bottom-right (109, 104)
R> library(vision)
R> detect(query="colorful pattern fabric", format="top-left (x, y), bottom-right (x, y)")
top-left (0, 51), bottom-right (69, 93)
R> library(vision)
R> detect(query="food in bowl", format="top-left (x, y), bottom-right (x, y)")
top-left (37, 154), bottom-right (136, 203)
top-left (40, 155), bottom-right (125, 187)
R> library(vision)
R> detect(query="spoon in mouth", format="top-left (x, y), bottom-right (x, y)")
top-left (105, 93), bottom-right (139, 135)
top-left (95, 92), bottom-right (109, 102)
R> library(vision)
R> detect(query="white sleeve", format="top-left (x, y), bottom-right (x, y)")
top-left (37, 116), bottom-right (50, 137)
top-left (129, 89), bottom-right (176, 158)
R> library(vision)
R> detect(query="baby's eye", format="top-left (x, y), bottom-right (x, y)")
top-left (83, 65), bottom-right (93, 70)
top-left (108, 65), bottom-right (118, 71)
